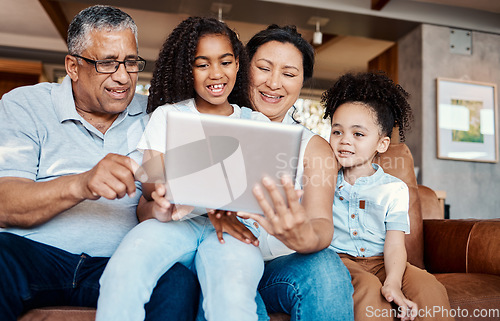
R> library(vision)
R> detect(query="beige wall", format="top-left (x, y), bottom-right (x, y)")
top-left (399, 24), bottom-right (500, 219)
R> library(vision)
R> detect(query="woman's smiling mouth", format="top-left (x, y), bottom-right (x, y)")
top-left (260, 91), bottom-right (283, 102)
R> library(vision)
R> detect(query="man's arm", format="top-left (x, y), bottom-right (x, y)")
top-left (0, 153), bottom-right (139, 228)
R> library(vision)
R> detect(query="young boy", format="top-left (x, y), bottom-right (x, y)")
top-left (322, 72), bottom-right (454, 321)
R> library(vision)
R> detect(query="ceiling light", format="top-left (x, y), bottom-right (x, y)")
top-left (211, 2), bottom-right (232, 22)
top-left (313, 21), bottom-right (322, 45)
top-left (307, 17), bottom-right (330, 46)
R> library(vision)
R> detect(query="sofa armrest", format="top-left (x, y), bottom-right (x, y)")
top-left (424, 219), bottom-right (500, 275)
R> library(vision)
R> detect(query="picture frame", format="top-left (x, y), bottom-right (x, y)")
top-left (436, 78), bottom-right (498, 163)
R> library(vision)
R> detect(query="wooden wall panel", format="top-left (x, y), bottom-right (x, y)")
top-left (368, 43), bottom-right (398, 84)
top-left (0, 59), bottom-right (42, 97)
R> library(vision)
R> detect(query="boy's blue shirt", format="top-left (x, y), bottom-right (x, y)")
top-left (330, 163), bottom-right (410, 257)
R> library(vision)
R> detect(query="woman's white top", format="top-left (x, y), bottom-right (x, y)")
top-left (257, 107), bottom-right (316, 261)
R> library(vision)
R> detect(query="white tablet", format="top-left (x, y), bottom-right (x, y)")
top-left (161, 110), bottom-right (303, 214)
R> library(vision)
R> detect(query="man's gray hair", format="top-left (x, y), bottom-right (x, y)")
top-left (67, 5), bottom-right (138, 55)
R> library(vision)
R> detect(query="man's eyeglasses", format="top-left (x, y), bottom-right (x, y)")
top-left (72, 55), bottom-right (146, 74)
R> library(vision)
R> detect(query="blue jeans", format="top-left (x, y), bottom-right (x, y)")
top-left (0, 232), bottom-right (200, 321)
top-left (98, 217), bottom-right (264, 321)
top-left (195, 291), bottom-right (269, 321)
top-left (258, 248), bottom-right (354, 321)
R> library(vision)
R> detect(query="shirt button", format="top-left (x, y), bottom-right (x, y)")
top-left (360, 248), bottom-right (365, 252)
top-left (339, 196), bottom-right (344, 201)
top-left (352, 231), bottom-right (358, 236)
top-left (253, 222), bottom-right (259, 229)
top-left (351, 214), bottom-right (356, 219)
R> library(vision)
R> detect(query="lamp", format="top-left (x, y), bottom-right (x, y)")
top-left (307, 17), bottom-right (329, 46)
top-left (210, 2), bottom-right (232, 22)
top-left (313, 21), bottom-right (322, 46)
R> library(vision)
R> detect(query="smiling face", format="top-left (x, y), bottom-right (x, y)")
top-left (329, 102), bottom-right (390, 180)
top-left (192, 34), bottom-right (239, 115)
top-left (66, 29), bottom-right (138, 115)
top-left (249, 41), bottom-right (304, 122)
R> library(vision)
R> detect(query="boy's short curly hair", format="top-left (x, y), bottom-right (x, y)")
top-left (147, 16), bottom-right (250, 114)
top-left (322, 71), bottom-right (413, 141)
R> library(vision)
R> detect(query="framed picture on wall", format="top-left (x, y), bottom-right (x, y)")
top-left (436, 78), bottom-right (498, 163)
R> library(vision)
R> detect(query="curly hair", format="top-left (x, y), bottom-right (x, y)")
top-left (246, 24), bottom-right (315, 82)
top-left (147, 17), bottom-right (251, 113)
top-left (322, 71), bottom-right (413, 141)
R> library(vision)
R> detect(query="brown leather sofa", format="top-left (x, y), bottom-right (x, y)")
top-left (378, 144), bottom-right (500, 321)
top-left (18, 143), bottom-right (500, 321)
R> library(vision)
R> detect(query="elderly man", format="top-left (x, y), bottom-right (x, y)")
top-left (0, 5), bottom-right (199, 320)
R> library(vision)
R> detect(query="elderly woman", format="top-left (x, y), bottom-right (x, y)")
top-left (212, 25), bottom-right (354, 320)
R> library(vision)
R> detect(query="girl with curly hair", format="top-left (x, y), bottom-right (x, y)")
top-left (96, 17), bottom-right (269, 321)
top-left (323, 71), bottom-right (453, 321)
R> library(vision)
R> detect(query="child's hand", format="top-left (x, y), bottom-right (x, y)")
top-left (171, 204), bottom-right (195, 221)
top-left (150, 183), bottom-right (193, 221)
top-left (208, 210), bottom-right (259, 246)
top-left (381, 284), bottom-right (417, 321)
top-left (149, 183), bottom-right (172, 222)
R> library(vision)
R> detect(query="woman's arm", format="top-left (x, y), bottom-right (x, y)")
top-left (297, 135), bottom-right (337, 251)
top-left (239, 135), bottom-right (337, 253)
top-left (382, 230), bottom-right (417, 321)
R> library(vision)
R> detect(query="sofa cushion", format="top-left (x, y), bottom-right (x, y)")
top-left (18, 307), bottom-right (95, 321)
top-left (434, 273), bottom-right (500, 321)
top-left (375, 143), bottom-right (424, 268)
top-left (468, 220), bottom-right (500, 275)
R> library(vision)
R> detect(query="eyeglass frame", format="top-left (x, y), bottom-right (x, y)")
top-left (71, 54), bottom-right (146, 74)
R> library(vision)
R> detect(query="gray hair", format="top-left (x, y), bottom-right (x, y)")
top-left (67, 5), bottom-right (138, 55)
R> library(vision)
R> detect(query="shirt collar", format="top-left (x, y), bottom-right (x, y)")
top-left (53, 76), bottom-right (78, 122)
top-left (127, 93), bottom-right (145, 116)
top-left (175, 98), bottom-right (238, 116)
top-left (53, 75), bottom-right (143, 122)
top-left (338, 163), bottom-right (385, 187)
top-left (282, 106), bottom-right (297, 124)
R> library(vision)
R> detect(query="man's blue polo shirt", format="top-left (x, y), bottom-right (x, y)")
top-left (0, 76), bottom-right (148, 257)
